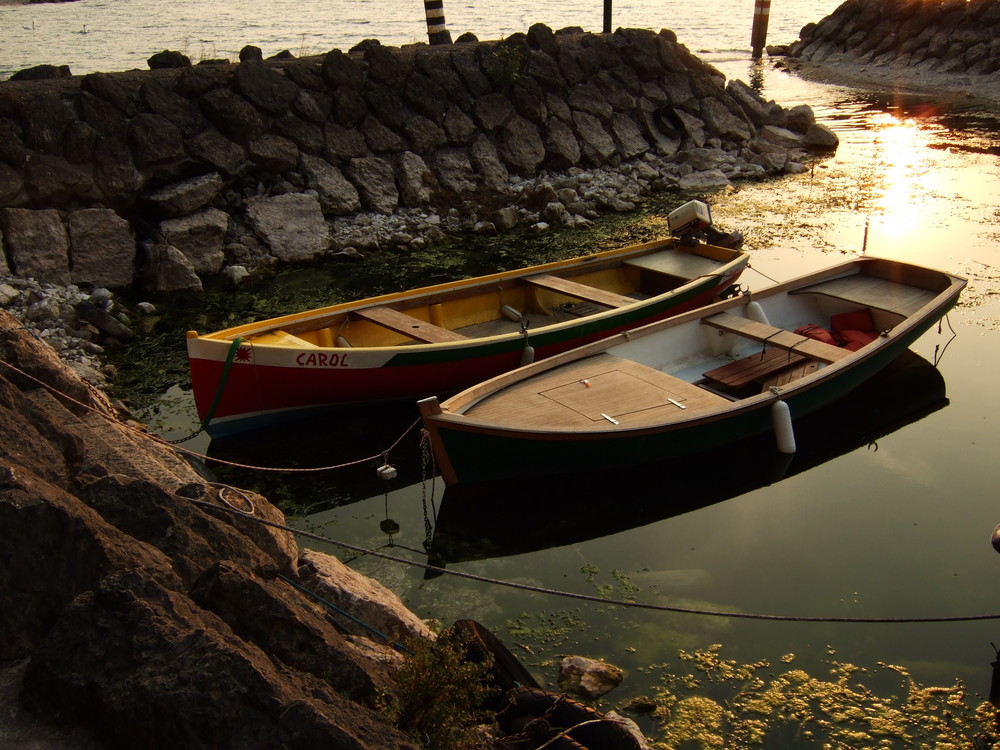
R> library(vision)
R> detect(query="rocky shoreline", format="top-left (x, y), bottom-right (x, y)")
top-left (0, 307), bottom-right (443, 748)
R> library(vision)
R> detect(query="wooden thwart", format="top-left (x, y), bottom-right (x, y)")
top-left (352, 306), bottom-right (468, 344)
top-left (703, 347), bottom-right (809, 389)
top-left (525, 273), bottom-right (635, 309)
top-left (702, 312), bottom-right (851, 364)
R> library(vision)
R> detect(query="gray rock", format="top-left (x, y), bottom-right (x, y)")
top-left (0, 208), bottom-right (71, 285)
top-left (346, 156), bottom-right (399, 214)
top-left (142, 173), bottom-right (224, 218)
top-left (432, 148), bottom-right (478, 193)
top-left (678, 168), bottom-right (731, 191)
top-left (558, 655), bottom-right (624, 699)
top-left (234, 60), bottom-right (299, 116)
top-left (573, 111), bottom-right (617, 164)
top-left (139, 241), bottom-right (203, 293)
top-left (804, 122), bottom-right (840, 151)
top-left (300, 154), bottom-right (362, 215)
top-left (396, 151), bottom-right (433, 207)
top-left (160, 209), bottom-right (229, 274)
top-left (248, 135), bottom-right (300, 173)
top-left (470, 134), bottom-right (509, 193)
top-left (67, 209), bottom-right (136, 289)
top-left (245, 193), bottom-right (331, 262)
top-left (186, 129), bottom-right (249, 177)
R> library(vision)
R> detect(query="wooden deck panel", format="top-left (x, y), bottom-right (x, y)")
top-left (624, 249), bottom-right (723, 279)
top-left (352, 306), bottom-right (469, 344)
top-left (790, 274), bottom-right (936, 316)
top-left (525, 273), bottom-right (636, 309)
top-left (465, 353), bottom-right (729, 430)
top-left (703, 312), bottom-right (851, 364)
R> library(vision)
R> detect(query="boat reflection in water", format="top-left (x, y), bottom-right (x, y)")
top-left (427, 349), bottom-right (947, 570)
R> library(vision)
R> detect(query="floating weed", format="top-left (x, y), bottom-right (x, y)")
top-left (649, 645), bottom-right (1000, 749)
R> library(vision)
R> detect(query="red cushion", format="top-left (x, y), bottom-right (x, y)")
top-left (795, 324), bottom-right (837, 345)
top-left (839, 329), bottom-right (878, 350)
top-left (831, 309), bottom-right (874, 335)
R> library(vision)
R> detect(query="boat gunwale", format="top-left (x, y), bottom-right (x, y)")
top-left (187, 238), bottom-right (747, 349)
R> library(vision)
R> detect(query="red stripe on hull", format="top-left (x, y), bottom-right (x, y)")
top-left (189, 274), bottom-right (740, 433)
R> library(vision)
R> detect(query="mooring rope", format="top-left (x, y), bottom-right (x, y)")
top-left (3, 347), bottom-right (990, 625)
top-left (0, 351), bottom-right (420, 474)
top-left (189, 495), bottom-right (1000, 626)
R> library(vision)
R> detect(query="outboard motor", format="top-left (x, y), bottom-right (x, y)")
top-left (668, 199), bottom-right (744, 249)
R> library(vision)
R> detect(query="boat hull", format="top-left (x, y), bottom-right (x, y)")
top-left (420, 257), bottom-right (965, 485)
top-left (188, 248), bottom-right (745, 438)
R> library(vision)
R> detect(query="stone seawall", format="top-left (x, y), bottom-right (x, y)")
top-left (0, 25), bottom-right (836, 294)
top-left (782, 0), bottom-right (1000, 99)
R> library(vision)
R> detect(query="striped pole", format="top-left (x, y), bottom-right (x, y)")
top-left (603, 0), bottom-right (613, 33)
top-left (424, 0), bottom-right (452, 45)
top-left (751, 0), bottom-right (771, 59)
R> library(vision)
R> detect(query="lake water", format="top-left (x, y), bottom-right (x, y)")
top-left (10, 0), bottom-right (1000, 741)
top-left (0, 0), bottom-right (842, 79)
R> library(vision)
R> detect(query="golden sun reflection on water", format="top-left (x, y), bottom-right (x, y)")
top-left (865, 112), bottom-right (937, 244)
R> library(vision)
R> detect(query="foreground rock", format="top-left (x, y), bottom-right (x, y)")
top-left (0, 307), bottom-right (430, 748)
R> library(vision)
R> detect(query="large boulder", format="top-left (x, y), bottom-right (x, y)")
top-left (245, 193), bottom-right (332, 261)
top-left (67, 209), bottom-right (136, 289)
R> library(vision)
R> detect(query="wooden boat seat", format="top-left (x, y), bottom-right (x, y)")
top-left (352, 306), bottom-right (469, 344)
top-left (702, 348), bottom-right (810, 389)
top-left (624, 249), bottom-right (722, 279)
top-left (702, 312), bottom-right (851, 364)
top-left (525, 273), bottom-right (635, 309)
top-left (790, 274), bottom-right (936, 317)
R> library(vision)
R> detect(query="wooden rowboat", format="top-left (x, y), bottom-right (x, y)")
top-left (187, 212), bottom-right (747, 438)
top-left (417, 257), bottom-right (966, 486)
top-left (426, 349), bottom-right (948, 567)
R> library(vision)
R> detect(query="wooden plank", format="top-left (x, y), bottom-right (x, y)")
top-left (352, 306), bottom-right (468, 344)
top-left (624, 249), bottom-right (723, 279)
top-left (525, 273), bottom-right (635, 308)
top-left (252, 329), bottom-right (319, 347)
top-left (703, 312), bottom-right (851, 364)
top-left (702, 348), bottom-right (808, 388)
top-left (790, 274), bottom-right (936, 316)
top-left (761, 359), bottom-right (819, 389)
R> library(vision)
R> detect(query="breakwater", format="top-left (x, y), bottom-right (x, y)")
top-left (0, 25), bottom-right (836, 293)
top-left (783, 0), bottom-right (1000, 90)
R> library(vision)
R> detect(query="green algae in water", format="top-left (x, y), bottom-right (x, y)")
top-left (649, 645), bottom-right (1000, 749)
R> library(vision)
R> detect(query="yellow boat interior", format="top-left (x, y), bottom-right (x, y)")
top-left (201, 239), bottom-right (743, 349)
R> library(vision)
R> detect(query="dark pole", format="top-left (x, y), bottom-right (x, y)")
top-left (603, 0), bottom-right (612, 33)
top-left (424, 0), bottom-right (452, 45)
top-left (751, 0), bottom-right (771, 59)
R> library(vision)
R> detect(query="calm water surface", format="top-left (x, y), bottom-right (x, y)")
top-left (14, 0), bottom-right (1000, 735)
top-left (0, 0), bottom-right (842, 78)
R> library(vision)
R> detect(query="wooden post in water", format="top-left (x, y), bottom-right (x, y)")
top-left (603, 0), bottom-right (613, 33)
top-left (424, 0), bottom-right (452, 45)
top-left (751, 0), bottom-right (771, 59)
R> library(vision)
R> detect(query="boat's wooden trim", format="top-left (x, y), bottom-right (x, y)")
top-left (789, 274), bottom-right (937, 317)
top-left (524, 273), bottom-right (636, 308)
top-left (702, 312), bottom-right (852, 364)
top-left (352, 306), bottom-right (469, 344)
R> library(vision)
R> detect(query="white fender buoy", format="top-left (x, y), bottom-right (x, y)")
top-left (520, 342), bottom-right (535, 366)
top-left (771, 400), bottom-right (796, 454)
top-left (746, 300), bottom-right (769, 325)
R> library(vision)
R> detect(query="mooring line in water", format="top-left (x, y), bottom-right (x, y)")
top-left (0, 354), bottom-right (421, 474)
top-left (189, 495), bottom-right (1000, 626)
